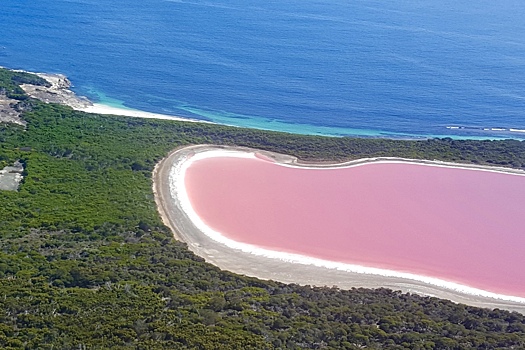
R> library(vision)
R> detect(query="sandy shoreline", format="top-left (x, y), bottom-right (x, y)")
top-left (153, 145), bottom-right (525, 314)
top-left (14, 70), bottom-right (207, 124)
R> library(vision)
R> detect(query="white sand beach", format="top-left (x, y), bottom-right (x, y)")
top-left (78, 103), bottom-right (202, 122)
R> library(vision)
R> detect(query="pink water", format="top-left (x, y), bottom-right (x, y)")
top-left (185, 156), bottom-right (525, 297)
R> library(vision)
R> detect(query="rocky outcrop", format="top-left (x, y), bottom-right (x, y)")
top-left (0, 160), bottom-right (24, 191)
top-left (0, 69), bottom-right (94, 126)
top-left (20, 73), bottom-right (92, 109)
top-left (0, 93), bottom-right (24, 125)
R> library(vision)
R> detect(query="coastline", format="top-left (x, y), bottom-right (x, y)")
top-left (15, 70), bottom-right (207, 125)
top-left (6, 67), bottom-right (523, 140)
top-left (153, 144), bottom-right (525, 314)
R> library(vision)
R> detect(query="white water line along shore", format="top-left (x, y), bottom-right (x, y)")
top-left (153, 145), bottom-right (525, 314)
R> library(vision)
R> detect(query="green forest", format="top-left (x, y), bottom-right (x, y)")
top-left (1, 67), bottom-right (525, 349)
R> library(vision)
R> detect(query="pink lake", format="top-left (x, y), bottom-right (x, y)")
top-left (184, 155), bottom-right (525, 298)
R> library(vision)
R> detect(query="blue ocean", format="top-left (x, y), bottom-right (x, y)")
top-left (1, 0), bottom-right (525, 139)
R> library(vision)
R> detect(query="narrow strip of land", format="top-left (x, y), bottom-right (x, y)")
top-left (153, 144), bottom-right (525, 313)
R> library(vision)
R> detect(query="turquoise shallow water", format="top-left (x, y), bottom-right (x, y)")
top-left (1, 0), bottom-right (525, 139)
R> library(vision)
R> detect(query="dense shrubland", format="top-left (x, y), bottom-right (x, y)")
top-left (1, 67), bottom-right (525, 349)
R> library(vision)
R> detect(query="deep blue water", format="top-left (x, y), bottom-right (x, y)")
top-left (1, 0), bottom-right (525, 139)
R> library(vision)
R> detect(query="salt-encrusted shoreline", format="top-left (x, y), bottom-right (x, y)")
top-left (153, 145), bottom-right (525, 314)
